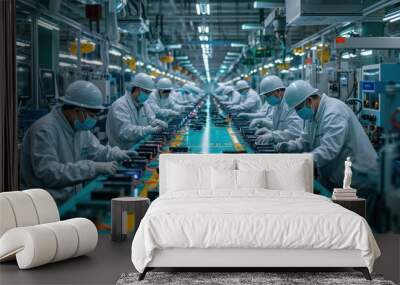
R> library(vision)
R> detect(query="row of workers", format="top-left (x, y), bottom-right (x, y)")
top-left (20, 73), bottom-right (203, 201)
top-left (213, 76), bottom-right (377, 194)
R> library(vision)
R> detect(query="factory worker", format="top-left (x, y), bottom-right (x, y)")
top-left (182, 83), bottom-right (199, 104)
top-left (147, 77), bottom-right (182, 119)
top-left (106, 73), bottom-right (168, 150)
top-left (219, 86), bottom-right (241, 107)
top-left (213, 85), bottom-right (226, 101)
top-left (255, 75), bottom-right (303, 145)
top-left (21, 80), bottom-right (134, 201)
top-left (276, 80), bottom-right (378, 191)
top-left (171, 88), bottom-right (195, 108)
top-left (227, 80), bottom-right (261, 113)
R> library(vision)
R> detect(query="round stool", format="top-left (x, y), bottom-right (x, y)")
top-left (111, 197), bottom-right (150, 242)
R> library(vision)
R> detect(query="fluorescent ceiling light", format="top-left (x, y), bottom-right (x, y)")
top-left (199, 35), bottom-right (209, 41)
top-left (230, 42), bottom-right (247, 48)
top-left (16, 41), bottom-right (30, 47)
top-left (253, 1), bottom-right (284, 8)
top-left (109, 49), bottom-right (122, 57)
top-left (176, 56), bottom-right (189, 60)
top-left (383, 9), bottom-right (400, 21)
top-left (38, 18), bottom-right (59, 31)
top-left (360, 49), bottom-right (373, 56)
top-left (125, 68), bottom-right (132, 73)
top-left (109, 65), bottom-right (122, 71)
top-left (198, 25), bottom-right (209, 34)
top-left (196, 3), bottom-right (210, 15)
top-left (274, 59), bottom-right (282, 64)
top-left (166, 44), bottom-right (182, 49)
top-left (284, 56), bottom-right (293, 62)
top-left (241, 23), bottom-right (262, 30)
top-left (227, 52), bottom-right (241, 56)
top-left (280, 70), bottom-right (289, 74)
top-left (136, 61), bottom-right (144, 66)
top-left (389, 15), bottom-right (400, 22)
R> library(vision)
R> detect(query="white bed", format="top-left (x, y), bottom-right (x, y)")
top-left (131, 154), bottom-right (380, 280)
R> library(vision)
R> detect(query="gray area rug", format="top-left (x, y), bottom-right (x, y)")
top-left (116, 271), bottom-right (396, 285)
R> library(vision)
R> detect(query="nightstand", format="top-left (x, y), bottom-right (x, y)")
top-left (332, 198), bottom-right (366, 218)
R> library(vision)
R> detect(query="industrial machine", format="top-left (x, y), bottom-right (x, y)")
top-left (358, 64), bottom-right (400, 147)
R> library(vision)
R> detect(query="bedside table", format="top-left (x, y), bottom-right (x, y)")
top-left (332, 198), bottom-right (366, 218)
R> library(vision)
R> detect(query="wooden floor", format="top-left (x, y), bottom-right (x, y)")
top-left (0, 234), bottom-right (398, 285)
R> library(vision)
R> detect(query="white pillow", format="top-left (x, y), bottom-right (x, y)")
top-left (211, 168), bottom-right (237, 190)
top-left (265, 162), bottom-right (308, 191)
top-left (168, 162), bottom-right (211, 191)
top-left (236, 169), bottom-right (267, 189)
top-left (238, 159), bottom-right (309, 192)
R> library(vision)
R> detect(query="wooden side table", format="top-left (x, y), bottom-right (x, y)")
top-left (111, 197), bottom-right (150, 242)
top-left (332, 198), bottom-right (366, 219)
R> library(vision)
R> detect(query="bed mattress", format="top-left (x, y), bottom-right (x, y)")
top-left (131, 190), bottom-right (380, 273)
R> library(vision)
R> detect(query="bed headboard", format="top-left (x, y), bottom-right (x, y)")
top-left (159, 153), bottom-right (314, 195)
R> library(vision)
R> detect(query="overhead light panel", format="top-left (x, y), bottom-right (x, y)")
top-left (176, 56), bottom-right (189, 60)
top-left (361, 49), bottom-right (373, 56)
top-left (230, 42), bottom-right (247, 48)
top-left (109, 48), bottom-right (122, 57)
top-left (38, 18), bottom-right (59, 31)
top-left (227, 52), bottom-right (241, 56)
top-left (383, 9), bottom-right (400, 22)
top-left (253, 1), bottom-right (284, 9)
top-left (241, 23), bottom-right (262, 30)
top-left (198, 25), bottom-right (209, 34)
top-left (166, 44), bottom-right (182, 49)
top-left (199, 34), bottom-right (209, 41)
top-left (196, 3), bottom-right (210, 15)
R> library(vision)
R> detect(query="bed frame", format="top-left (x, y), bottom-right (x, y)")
top-left (139, 248), bottom-right (371, 280)
top-left (138, 154), bottom-right (372, 281)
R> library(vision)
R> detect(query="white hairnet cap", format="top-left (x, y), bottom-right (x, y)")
top-left (60, 80), bottom-right (104, 110)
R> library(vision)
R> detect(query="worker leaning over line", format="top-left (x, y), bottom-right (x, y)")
top-left (276, 80), bottom-right (379, 226)
top-left (227, 80), bottom-right (261, 113)
top-left (254, 75), bottom-right (303, 145)
top-left (147, 77), bottom-right (183, 120)
top-left (21, 80), bottom-right (135, 202)
top-left (106, 73), bottom-right (168, 150)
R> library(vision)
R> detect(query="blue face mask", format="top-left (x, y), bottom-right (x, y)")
top-left (137, 91), bottom-right (149, 104)
top-left (74, 112), bottom-right (97, 131)
top-left (296, 105), bottom-right (314, 120)
top-left (266, 94), bottom-right (281, 106)
top-left (239, 91), bottom-right (247, 97)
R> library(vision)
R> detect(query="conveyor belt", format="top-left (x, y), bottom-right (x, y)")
top-left (58, 95), bottom-right (330, 231)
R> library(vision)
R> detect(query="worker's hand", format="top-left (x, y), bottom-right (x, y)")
top-left (256, 134), bottom-right (273, 145)
top-left (249, 118), bottom-right (272, 129)
top-left (94, 161), bottom-right (118, 175)
top-left (145, 126), bottom-right (163, 135)
top-left (275, 142), bottom-right (296, 153)
top-left (237, 113), bottom-right (250, 119)
top-left (151, 119), bottom-right (168, 129)
top-left (169, 110), bottom-right (180, 117)
top-left (255, 127), bottom-right (270, 136)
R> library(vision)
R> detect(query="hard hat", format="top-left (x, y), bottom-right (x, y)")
top-left (60, 80), bottom-right (105, 110)
top-left (223, 86), bottom-right (234, 96)
top-left (131, 72), bottom-right (155, 92)
top-left (259, 75), bottom-right (285, 96)
top-left (284, 80), bottom-right (318, 109)
top-left (235, 80), bottom-right (250, 92)
top-left (156, 77), bottom-right (173, 91)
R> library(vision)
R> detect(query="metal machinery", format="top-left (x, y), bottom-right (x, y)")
top-left (358, 64), bottom-right (400, 147)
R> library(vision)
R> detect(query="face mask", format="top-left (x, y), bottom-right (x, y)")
top-left (239, 91), bottom-right (247, 97)
top-left (296, 105), bottom-right (314, 120)
top-left (137, 91), bottom-right (149, 104)
top-left (266, 94), bottom-right (281, 106)
top-left (74, 111), bottom-right (97, 131)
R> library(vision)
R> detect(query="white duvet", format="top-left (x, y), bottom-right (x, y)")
top-left (131, 190), bottom-right (380, 273)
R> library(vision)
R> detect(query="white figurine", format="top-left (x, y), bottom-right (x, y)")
top-left (343, 157), bottom-right (352, 190)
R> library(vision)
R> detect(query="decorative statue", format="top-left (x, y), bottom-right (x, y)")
top-left (343, 157), bottom-right (353, 190)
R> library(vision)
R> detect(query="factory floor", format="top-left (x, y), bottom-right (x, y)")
top-left (0, 234), bottom-right (399, 285)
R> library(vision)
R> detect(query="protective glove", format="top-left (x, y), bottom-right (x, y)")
top-left (275, 142), bottom-right (297, 153)
top-left (94, 161), bottom-right (118, 175)
top-left (237, 113), bottom-right (251, 119)
top-left (255, 127), bottom-right (270, 136)
top-left (144, 125), bottom-right (163, 135)
top-left (249, 118), bottom-right (273, 129)
top-left (112, 149), bottom-right (130, 161)
top-left (169, 110), bottom-right (180, 117)
top-left (151, 119), bottom-right (168, 129)
top-left (256, 134), bottom-right (274, 145)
